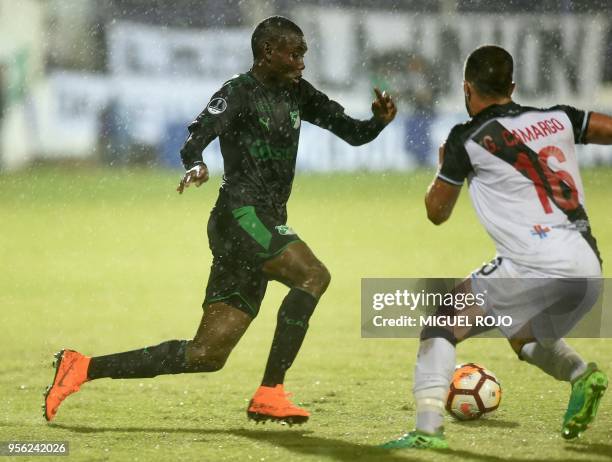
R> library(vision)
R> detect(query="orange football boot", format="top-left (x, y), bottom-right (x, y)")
top-left (247, 384), bottom-right (310, 425)
top-left (43, 349), bottom-right (91, 421)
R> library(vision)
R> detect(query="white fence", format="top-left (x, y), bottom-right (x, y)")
top-left (2, 14), bottom-right (612, 171)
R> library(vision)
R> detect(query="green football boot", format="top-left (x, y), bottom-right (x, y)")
top-left (379, 431), bottom-right (449, 449)
top-left (562, 362), bottom-right (608, 440)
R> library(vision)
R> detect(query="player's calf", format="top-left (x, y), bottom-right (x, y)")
top-left (187, 301), bottom-right (253, 372)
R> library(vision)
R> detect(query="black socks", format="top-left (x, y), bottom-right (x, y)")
top-left (87, 289), bottom-right (319, 384)
top-left (87, 340), bottom-right (191, 379)
top-left (261, 288), bottom-right (318, 387)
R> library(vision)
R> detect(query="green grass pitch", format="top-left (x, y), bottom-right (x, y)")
top-left (1, 167), bottom-right (611, 461)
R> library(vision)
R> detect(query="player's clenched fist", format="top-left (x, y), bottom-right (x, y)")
top-left (177, 163), bottom-right (209, 194)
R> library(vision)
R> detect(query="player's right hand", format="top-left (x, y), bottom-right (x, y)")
top-left (372, 87), bottom-right (397, 125)
top-left (177, 163), bottom-right (209, 194)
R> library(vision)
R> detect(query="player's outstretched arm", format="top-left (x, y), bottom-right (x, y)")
top-left (585, 112), bottom-right (612, 144)
top-left (300, 80), bottom-right (395, 146)
top-left (177, 163), bottom-right (209, 194)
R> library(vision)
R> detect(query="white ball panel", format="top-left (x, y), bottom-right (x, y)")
top-left (450, 393), bottom-right (482, 420)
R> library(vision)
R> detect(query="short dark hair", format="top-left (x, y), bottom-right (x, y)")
top-left (464, 45), bottom-right (514, 98)
top-left (251, 16), bottom-right (303, 59)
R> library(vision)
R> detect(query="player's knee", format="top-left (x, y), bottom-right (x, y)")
top-left (509, 337), bottom-right (534, 359)
top-left (185, 345), bottom-right (228, 372)
top-left (188, 354), bottom-right (227, 372)
top-left (304, 262), bottom-right (331, 296)
top-left (317, 263), bottom-right (331, 294)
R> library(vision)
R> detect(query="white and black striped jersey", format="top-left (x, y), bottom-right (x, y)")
top-left (439, 102), bottom-right (601, 276)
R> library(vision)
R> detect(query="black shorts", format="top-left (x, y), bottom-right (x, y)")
top-left (203, 204), bottom-right (301, 317)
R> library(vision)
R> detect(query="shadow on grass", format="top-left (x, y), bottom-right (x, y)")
top-left (230, 429), bottom-right (426, 462)
top-left (49, 424), bottom-right (423, 462)
top-left (445, 450), bottom-right (566, 462)
top-left (50, 423), bottom-right (608, 462)
top-left (565, 441), bottom-right (612, 460)
top-left (230, 430), bottom-right (593, 462)
top-left (449, 418), bottom-right (520, 429)
top-left (436, 439), bottom-right (612, 462)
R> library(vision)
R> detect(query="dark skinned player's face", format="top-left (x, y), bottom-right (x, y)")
top-left (267, 33), bottom-right (307, 86)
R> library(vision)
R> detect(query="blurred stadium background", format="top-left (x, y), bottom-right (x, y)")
top-left (1, 0), bottom-right (612, 172)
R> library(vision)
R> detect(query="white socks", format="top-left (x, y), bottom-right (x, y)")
top-left (520, 339), bottom-right (587, 383)
top-left (410, 337), bottom-right (586, 434)
top-left (413, 337), bottom-right (456, 434)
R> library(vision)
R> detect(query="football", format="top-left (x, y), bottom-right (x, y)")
top-left (446, 363), bottom-right (502, 420)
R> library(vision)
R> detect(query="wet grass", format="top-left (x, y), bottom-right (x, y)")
top-left (1, 167), bottom-right (611, 461)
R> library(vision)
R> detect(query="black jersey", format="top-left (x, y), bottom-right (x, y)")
top-left (180, 72), bottom-right (386, 218)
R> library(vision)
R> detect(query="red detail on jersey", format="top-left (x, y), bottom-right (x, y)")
top-left (483, 135), bottom-right (500, 153)
top-left (538, 121), bottom-right (552, 136)
top-left (531, 124), bottom-right (545, 139)
top-left (514, 146), bottom-right (578, 214)
top-left (551, 118), bottom-right (565, 130)
top-left (515, 152), bottom-right (553, 213)
top-left (538, 146), bottom-right (579, 211)
top-left (511, 118), bottom-right (565, 144)
top-left (531, 224), bottom-right (551, 238)
top-left (502, 130), bottom-right (520, 147)
top-left (474, 120), bottom-right (579, 216)
top-left (519, 127), bottom-right (535, 143)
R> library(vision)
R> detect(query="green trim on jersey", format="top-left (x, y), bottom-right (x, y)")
top-left (205, 292), bottom-right (258, 317)
top-left (232, 206), bottom-right (272, 250)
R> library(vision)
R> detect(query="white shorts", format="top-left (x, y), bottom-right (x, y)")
top-left (470, 257), bottom-right (602, 341)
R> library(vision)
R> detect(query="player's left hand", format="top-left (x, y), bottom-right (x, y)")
top-left (177, 163), bottom-right (209, 194)
top-left (371, 88), bottom-right (397, 125)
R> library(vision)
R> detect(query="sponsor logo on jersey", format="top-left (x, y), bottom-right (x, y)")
top-left (207, 97), bottom-right (227, 114)
top-left (259, 117), bottom-right (270, 131)
top-left (275, 225), bottom-right (296, 235)
top-left (290, 110), bottom-right (300, 129)
top-left (248, 139), bottom-right (295, 161)
top-left (552, 220), bottom-right (589, 232)
top-left (255, 101), bottom-right (273, 115)
top-left (530, 224), bottom-right (551, 239)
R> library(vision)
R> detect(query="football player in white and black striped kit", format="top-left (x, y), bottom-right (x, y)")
top-left (383, 45), bottom-right (612, 450)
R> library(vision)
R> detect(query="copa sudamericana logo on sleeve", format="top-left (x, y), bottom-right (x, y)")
top-left (207, 98), bottom-right (228, 115)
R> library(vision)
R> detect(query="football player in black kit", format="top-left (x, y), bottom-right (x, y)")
top-left (44, 16), bottom-right (396, 424)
